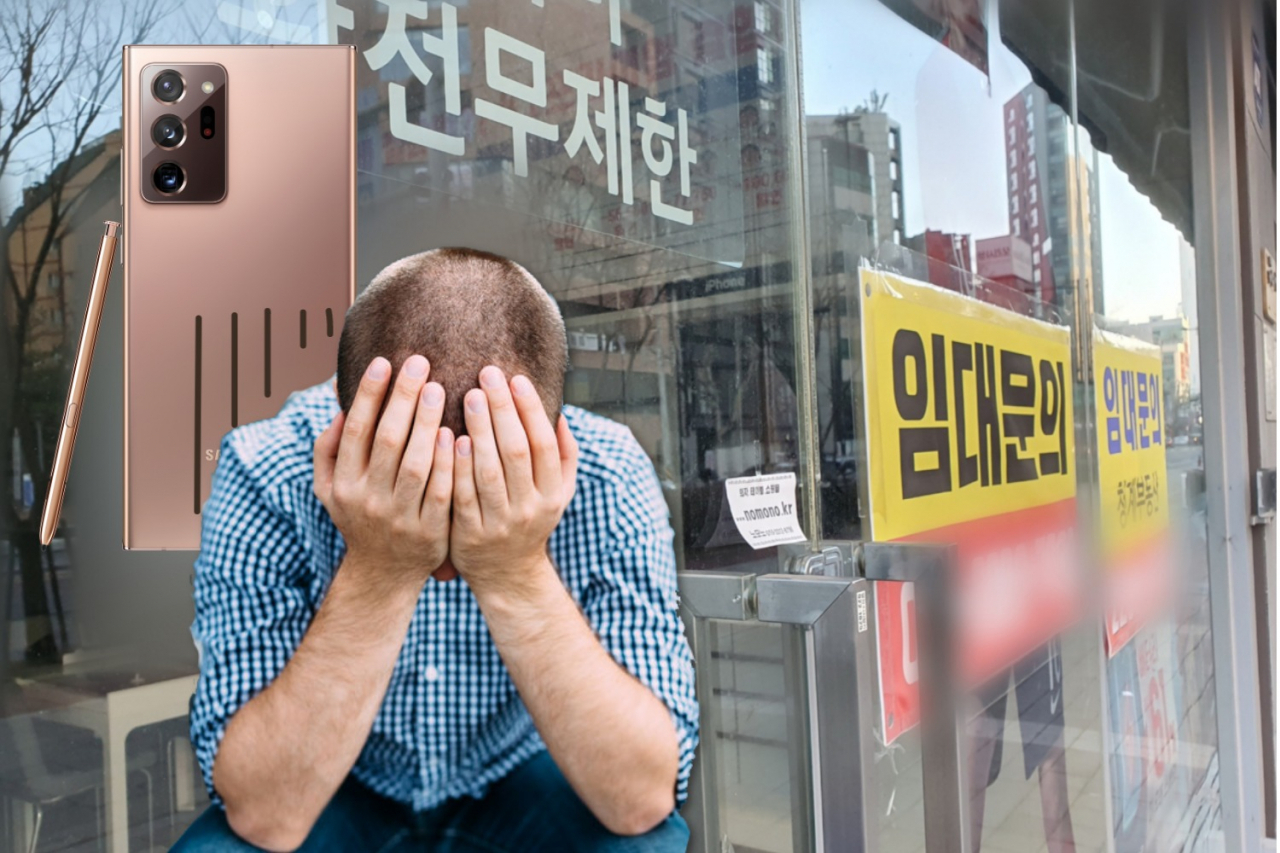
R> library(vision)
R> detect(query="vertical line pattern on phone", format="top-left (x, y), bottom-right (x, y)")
top-left (123, 47), bottom-right (355, 549)
top-left (231, 311), bottom-right (239, 427)
top-left (194, 314), bottom-right (203, 515)
top-left (264, 308), bottom-right (272, 398)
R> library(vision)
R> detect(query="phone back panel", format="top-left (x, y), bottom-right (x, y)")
top-left (122, 45), bottom-right (355, 550)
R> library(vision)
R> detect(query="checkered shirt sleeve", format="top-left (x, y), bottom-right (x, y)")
top-left (577, 441), bottom-right (700, 806)
top-left (185, 381), bottom-right (700, 813)
top-left (188, 427), bottom-right (316, 803)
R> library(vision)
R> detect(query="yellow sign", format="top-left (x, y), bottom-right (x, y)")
top-left (1092, 327), bottom-right (1169, 558)
top-left (859, 268), bottom-right (1076, 541)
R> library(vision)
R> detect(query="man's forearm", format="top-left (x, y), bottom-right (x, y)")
top-left (473, 558), bottom-right (680, 836)
top-left (213, 557), bottom-right (421, 851)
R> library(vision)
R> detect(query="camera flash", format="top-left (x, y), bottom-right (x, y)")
top-left (201, 81), bottom-right (214, 94)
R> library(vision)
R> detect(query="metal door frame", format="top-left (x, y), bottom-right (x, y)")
top-left (1187, 0), bottom-right (1270, 847)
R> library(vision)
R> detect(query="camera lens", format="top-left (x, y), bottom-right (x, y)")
top-left (152, 116), bottom-right (184, 148)
top-left (153, 70), bottom-right (184, 103)
top-left (153, 162), bottom-right (185, 194)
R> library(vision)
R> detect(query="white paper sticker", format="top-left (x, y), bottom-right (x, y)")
top-left (724, 472), bottom-right (808, 550)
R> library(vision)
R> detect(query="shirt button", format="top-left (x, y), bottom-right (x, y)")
top-left (424, 665), bottom-right (440, 682)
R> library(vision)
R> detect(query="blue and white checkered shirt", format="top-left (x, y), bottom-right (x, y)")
top-left (189, 378), bottom-right (699, 813)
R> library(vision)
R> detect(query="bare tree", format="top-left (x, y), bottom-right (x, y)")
top-left (1, 0), bottom-right (164, 671)
top-left (855, 89), bottom-right (890, 114)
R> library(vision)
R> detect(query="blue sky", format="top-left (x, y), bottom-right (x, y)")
top-left (801, 0), bottom-right (1189, 325)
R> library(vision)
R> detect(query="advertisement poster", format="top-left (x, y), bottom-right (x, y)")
top-left (882, 0), bottom-right (990, 76)
top-left (858, 268), bottom-right (1080, 743)
top-left (1106, 621), bottom-right (1187, 853)
top-left (1093, 327), bottom-right (1172, 656)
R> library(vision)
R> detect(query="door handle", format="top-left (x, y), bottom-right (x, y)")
top-left (756, 574), bottom-right (851, 625)
top-left (677, 571), bottom-right (757, 622)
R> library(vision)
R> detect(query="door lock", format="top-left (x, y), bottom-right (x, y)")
top-left (778, 541), bottom-right (858, 577)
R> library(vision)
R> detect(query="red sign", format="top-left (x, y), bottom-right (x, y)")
top-left (875, 498), bottom-right (1081, 742)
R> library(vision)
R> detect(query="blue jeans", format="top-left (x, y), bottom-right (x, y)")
top-left (172, 751), bottom-right (690, 852)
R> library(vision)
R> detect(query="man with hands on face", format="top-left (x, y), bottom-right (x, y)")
top-left (174, 248), bottom-right (698, 853)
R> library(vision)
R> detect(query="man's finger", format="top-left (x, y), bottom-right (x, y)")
top-left (480, 366), bottom-right (534, 505)
top-left (313, 412), bottom-right (344, 501)
top-left (421, 425), bottom-right (454, 522)
top-left (510, 374), bottom-right (559, 494)
top-left (462, 388), bottom-right (508, 514)
top-left (336, 357), bottom-right (391, 483)
top-left (557, 415), bottom-right (580, 507)
top-left (452, 434), bottom-right (481, 524)
top-left (394, 381), bottom-right (444, 510)
top-left (368, 355), bottom-right (430, 491)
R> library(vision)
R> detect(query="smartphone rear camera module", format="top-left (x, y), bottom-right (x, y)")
top-left (152, 116), bottom-right (185, 148)
top-left (199, 106), bottom-right (216, 139)
top-left (140, 63), bottom-right (224, 203)
top-left (153, 70), bottom-right (184, 103)
top-left (152, 162), bottom-right (185, 194)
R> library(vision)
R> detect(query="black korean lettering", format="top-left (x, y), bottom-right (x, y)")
top-left (893, 329), bottom-right (929, 421)
top-left (953, 340), bottom-right (978, 488)
top-left (1055, 361), bottom-right (1068, 476)
top-left (1000, 349), bottom-right (1038, 484)
top-left (1038, 358), bottom-right (1061, 476)
top-left (932, 334), bottom-right (949, 420)
top-left (1038, 358), bottom-right (1068, 477)
top-left (975, 342), bottom-right (1002, 487)
top-left (899, 427), bottom-right (953, 499)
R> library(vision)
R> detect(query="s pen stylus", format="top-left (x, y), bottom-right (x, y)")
top-left (40, 220), bottom-right (119, 547)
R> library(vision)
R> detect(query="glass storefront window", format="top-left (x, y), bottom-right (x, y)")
top-left (1075, 2), bottom-right (1226, 844)
top-left (801, 2), bottom-right (1113, 851)
top-left (0, 0), bottom-right (1257, 851)
top-left (5, 0), bottom-right (817, 848)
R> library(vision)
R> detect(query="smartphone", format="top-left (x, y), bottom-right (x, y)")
top-left (122, 45), bottom-right (356, 550)
top-left (40, 221), bottom-right (120, 547)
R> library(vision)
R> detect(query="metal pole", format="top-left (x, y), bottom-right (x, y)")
top-left (1186, 0), bottom-right (1268, 847)
top-left (863, 543), bottom-right (970, 853)
top-left (779, 0), bottom-right (822, 551)
top-left (808, 578), bottom-right (879, 853)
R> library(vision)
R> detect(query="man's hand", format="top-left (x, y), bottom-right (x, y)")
top-left (216, 354), bottom-right (455, 851)
top-left (313, 354), bottom-right (456, 585)
top-left (449, 365), bottom-right (578, 595)
top-left (450, 368), bottom-right (677, 834)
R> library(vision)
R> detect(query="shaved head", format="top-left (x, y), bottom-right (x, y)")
top-left (336, 247), bottom-right (567, 435)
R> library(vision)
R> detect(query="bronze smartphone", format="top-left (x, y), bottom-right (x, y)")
top-left (122, 45), bottom-right (356, 550)
top-left (40, 221), bottom-right (120, 547)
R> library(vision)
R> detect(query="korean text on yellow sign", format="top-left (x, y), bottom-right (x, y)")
top-left (1092, 327), bottom-right (1169, 560)
top-left (859, 268), bottom-right (1076, 541)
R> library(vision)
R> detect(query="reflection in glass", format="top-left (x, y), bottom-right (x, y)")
top-left (803, 1), bottom-right (1109, 852)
